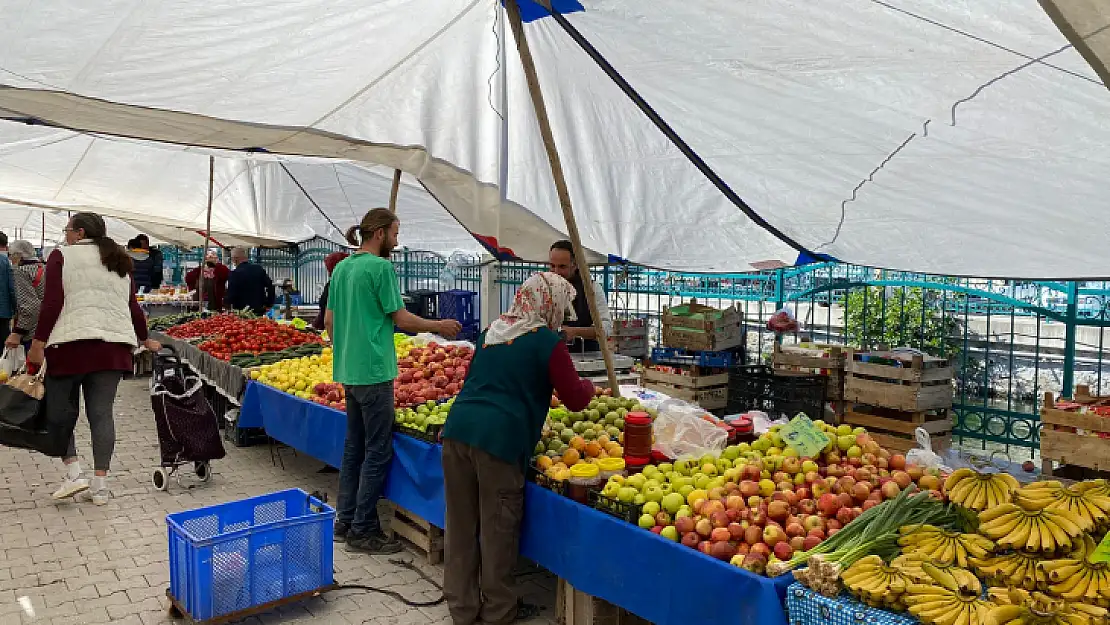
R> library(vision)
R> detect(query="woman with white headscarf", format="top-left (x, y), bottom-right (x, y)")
top-left (441, 272), bottom-right (595, 625)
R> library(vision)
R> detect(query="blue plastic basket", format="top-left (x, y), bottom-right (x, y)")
top-left (437, 289), bottom-right (478, 324)
top-left (650, 346), bottom-right (736, 368)
top-left (167, 489), bottom-right (335, 621)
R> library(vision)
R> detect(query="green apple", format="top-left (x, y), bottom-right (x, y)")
top-left (721, 446), bottom-right (741, 461)
top-left (676, 505), bottom-right (692, 518)
top-left (642, 501), bottom-right (661, 516)
top-left (837, 435), bottom-right (855, 451)
top-left (660, 526), bottom-right (679, 542)
top-left (637, 514), bottom-right (656, 529)
top-left (694, 475), bottom-right (712, 491)
top-left (759, 479), bottom-right (776, 497)
top-left (602, 482), bottom-right (621, 498)
top-left (699, 453), bottom-right (717, 467)
top-left (678, 485), bottom-right (695, 499)
top-left (661, 492), bottom-right (685, 514)
top-left (659, 483), bottom-right (673, 495)
top-left (643, 486), bottom-right (664, 503)
top-left (715, 458), bottom-right (732, 473)
top-left (626, 474), bottom-right (647, 491)
top-left (617, 487), bottom-right (637, 503)
top-left (837, 424), bottom-right (853, 436)
top-left (643, 479), bottom-right (662, 492)
top-left (633, 494), bottom-right (646, 505)
top-left (673, 459), bottom-right (692, 476)
top-left (657, 462), bottom-right (674, 474)
top-left (801, 460), bottom-right (819, 474)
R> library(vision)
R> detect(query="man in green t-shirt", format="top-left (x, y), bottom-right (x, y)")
top-left (325, 208), bottom-right (461, 554)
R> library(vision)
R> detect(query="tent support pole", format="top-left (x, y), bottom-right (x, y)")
top-left (199, 156), bottom-right (215, 310)
top-left (506, 0), bottom-right (620, 395)
top-left (40, 213), bottom-right (45, 253)
top-left (389, 169), bottom-right (402, 213)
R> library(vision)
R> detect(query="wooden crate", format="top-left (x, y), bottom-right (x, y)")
top-left (661, 300), bottom-right (743, 352)
top-left (642, 367), bottom-right (728, 410)
top-left (387, 504), bottom-right (443, 564)
top-left (772, 343), bottom-right (846, 402)
top-left (843, 404), bottom-right (952, 454)
top-left (1040, 392), bottom-right (1110, 476)
top-left (844, 350), bottom-right (953, 412)
top-left (556, 579), bottom-right (654, 625)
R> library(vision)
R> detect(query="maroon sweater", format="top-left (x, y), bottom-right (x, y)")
top-left (34, 250), bottom-right (149, 377)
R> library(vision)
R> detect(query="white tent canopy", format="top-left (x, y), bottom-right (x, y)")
top-left (0, 0), bottom-right (1108, 276)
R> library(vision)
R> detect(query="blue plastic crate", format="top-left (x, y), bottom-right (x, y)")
top-left (650, 346), bottom-right (735, 368)
top-left (457, 320), bottom-right (481, 342)
top-left (167, 489), bottom-right (335, 622)
top-left (437, 289), bottom-right (478, 324)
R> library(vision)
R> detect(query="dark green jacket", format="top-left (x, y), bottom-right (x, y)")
top-left (443, 328), bottom-right (560, 469)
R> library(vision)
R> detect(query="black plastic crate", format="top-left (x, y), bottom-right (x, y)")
top-left (393, 422), bottom-right (443, 444)
top-left (727, 365), bottom-right (827, 421)
top-left (405, 289), bottom-right (439, 318)
top-left (589, 490), bottom-right (644, 523)
top-left (528, 465), bottom-right (567, 496)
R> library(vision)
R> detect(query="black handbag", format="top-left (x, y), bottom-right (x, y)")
top-left (0, 365), bottom-right (44, 426)
top-left (0, 363), bottom-right (71, 457)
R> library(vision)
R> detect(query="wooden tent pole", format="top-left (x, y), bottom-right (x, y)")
top-left (389, 169), bottom-right (402, 213)
top-left (506, 0), bottom-right (620, 394)
top-left (40, 213), bottom-right (45, 254)
top-left (198, 156), bottom-right (215, 309)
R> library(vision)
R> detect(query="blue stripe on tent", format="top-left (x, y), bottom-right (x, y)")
top-left (795, 252), bottom-right (839, 265)
top-left (508, 0), bottom-right (585, 23)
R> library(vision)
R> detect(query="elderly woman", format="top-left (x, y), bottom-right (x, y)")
top-left (313, 251), bottom-right (349, 331)
top-left (441, 272), bottom-right (595, 625)
top-left (185, 251), bottom-right (230, 310)
top-left (5, 240), bottom-right (45, 351)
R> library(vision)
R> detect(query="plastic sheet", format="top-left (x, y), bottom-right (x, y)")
top-left (652, 400), bottom-right (728, 460)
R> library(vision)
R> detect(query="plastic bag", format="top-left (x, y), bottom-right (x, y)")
top-left (652, 400), bottom-right (729, 460)
top-left (905, 428), bottom-right (953, 473)
top-left (767, 308), bottom-right (801, 333)
top-left (411, 333), bottom-right (476, 351)
top-left (438, 251), bottom-right (473, 291)
top-left (0, 347), bottom-right (25, 378)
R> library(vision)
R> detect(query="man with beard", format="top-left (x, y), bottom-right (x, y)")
top-left (325, 208), bottom-right (460, 554)
top-left (548, 240), bottom-right (613, 353)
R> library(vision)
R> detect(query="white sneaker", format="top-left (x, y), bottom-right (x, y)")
top-left (52, 477), bottom-right (89, 499)
top-left (89, 477), bottom-right (109, 506)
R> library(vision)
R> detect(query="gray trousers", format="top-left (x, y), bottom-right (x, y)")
top-left (47, 371), bottom-right (123, 472)
top-left (442, 439), bottom-right (526, 625)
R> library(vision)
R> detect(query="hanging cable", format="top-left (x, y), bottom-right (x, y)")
top-left (278, 161), bottom-right (344, 234)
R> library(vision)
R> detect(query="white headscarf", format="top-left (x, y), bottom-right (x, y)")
top-left (484, 272), bottom-right (577, 346)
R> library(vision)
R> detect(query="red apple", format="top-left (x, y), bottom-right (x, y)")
top-left (795, 487), bottom-right (811, 502)
top-left (726, 509), bottom-right (741, 523)
top-left (862, 499), bottom-right (879, 511)
top-left (742, 551), bottom-right (767, 574)
top-left (739, 481), bottom-right (760, 498)
top-left (656, 512), bottom-right (672, 527)
top-left (892, 471), bottom-right (913, 490)
top-left (855, 468), bottom-right (873, 484)
top-left (852, 482), bottom-right (872, 502)
top-left (836, 507), bottom-right (854, 526)
top-left (837, 493), bottom-right (855, 510)
top-left (699, 541), bottom-right (713, 556)
top-left (695, 518), bottom-right (713, 537)
top-left (790, 535), bottom-right (806, 552)
top-left (881, 481), bottom-right (901, 500)
top-left (728, 522), bottom-right (746, 541)
top-left (681, 532), bottom-right (700, 548)
top-left (817, 493), bottom-right (840, 516)
top-left (711, 510), bottom-right (730, 529)
top-left (675, 516), bottom-right (696, 535)
top-left (802, 534), bottom-right (823, 551)
top-left (767, 501), bottom-right (791, 523)
top-left (825, 519), bottom-right (842, 532)
top-left (744, 524), bottom-right (763, 546)
top-left (807, 527), bottom-right (826, 540)
top-left (773, 542), bottom-right (794, 561)
top-left (785, 522), bottom-right (806, 538)
top-left (797, 499), bottom-right (817, 516)
top-left (836, 476), bottom-right (857, 494)
top-left (811, 482), bottom-right (831, 498)
top-left (749, 508), bottom-right (766, 527)
top-left (804, 471), bottom-right (822, 485)
top-left (827, 527), bottom-right (840, 537)
top-left (650, 526), bottom-right (664, 535)
top-left (735, 542), bottom-right (751, 557)
top-left (889, 454), bottom-right (907, 471)
top-left (710, 527), bottom-right (732, 543)
top-left (726, 495), bottom-right (745, 511)
top-left (781, 457), bottom-right (802, 475)
top-left (703, 500), bottom-right (726, 517)
top-left (708, 487), bottom-right (726, 501)
top-left (750, 542), bottom-right (771, 558)
top-left (710, 541), bottom-right (736, 561)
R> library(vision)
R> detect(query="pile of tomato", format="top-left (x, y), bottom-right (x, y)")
top-left (166, 314), bottom-right (322, 361)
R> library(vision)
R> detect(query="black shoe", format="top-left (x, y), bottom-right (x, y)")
top-left (345, 533), bottom-right (404, 555)
top-left (334, 521), bottom-right (351, 543)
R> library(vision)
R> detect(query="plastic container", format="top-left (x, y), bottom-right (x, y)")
top-left (623, 412), bottom-right (653, 459)
top-left (404, 289), bottom-right (438, 318)
top-left (567, 463), bottom-right (602, 504)
top-left (167, 489), bottom-right (335, 622)
top-left (596, 457), bottom-right (626, 481)
top-left (727, 365), bottom-right (826, 421)
top-left (437, 289), bottom-right (478, 324)
top-left (624, 455), bottom-right (651, 475)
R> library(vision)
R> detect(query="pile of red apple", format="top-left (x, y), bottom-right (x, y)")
top-left (309, 382), bottom-right (347, 411)
top-left (394, 342), bottom-right (473, 408)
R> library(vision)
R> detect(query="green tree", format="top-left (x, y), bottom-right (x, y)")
top-left (841, 286), bottom-right (959, 357)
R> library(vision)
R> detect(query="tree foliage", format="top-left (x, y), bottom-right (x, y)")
top-left (841, 286), bottom-right (959, 357)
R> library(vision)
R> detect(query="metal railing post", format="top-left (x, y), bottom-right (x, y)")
top-left (1062, 280), bottom-right (1079, 398)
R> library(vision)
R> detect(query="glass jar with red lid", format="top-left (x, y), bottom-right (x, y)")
top-left (623, 412), bottom-right (653, 459)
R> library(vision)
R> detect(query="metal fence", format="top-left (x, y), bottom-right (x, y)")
top-left (241, 246), bottom-right (1110, 460)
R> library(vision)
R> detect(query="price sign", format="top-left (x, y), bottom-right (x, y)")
top-left (1091, 532), bottom-right (1110, 564)
top-left (780, 414), bottom-right (828, 459)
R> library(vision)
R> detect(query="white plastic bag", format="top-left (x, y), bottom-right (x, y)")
top-left (652, 399), bottom-right (728, 460)
top-left (0, 346), bottom-right (25, 378)
top-left (905, 428), bottom-right (953, 473)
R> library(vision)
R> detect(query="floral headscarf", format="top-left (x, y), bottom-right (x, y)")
top-left (484, 272), bottom-right (577, 346)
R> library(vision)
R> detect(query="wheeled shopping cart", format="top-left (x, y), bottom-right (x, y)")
top-left (150, 346), bottom-right (226, 491)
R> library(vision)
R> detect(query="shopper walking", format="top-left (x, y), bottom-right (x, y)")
top-left (185, 251), bottom-right (231, 311)
top-left (5, 240), bottom-right (45, 351)
top-left (313, 251), bottom-right (348, 331)
top-left (0, 232), bottom-right (17, 339)
top-left (325, 208), bottom-right (460, 554)
top-left (225, 247), bottom-right (275, 315)
top-left (27, 212), bottom-right (161, 504)
top-left (441, 272), bottom-right (595, 625)
top-left (127, 235), bottom-right (163, 292)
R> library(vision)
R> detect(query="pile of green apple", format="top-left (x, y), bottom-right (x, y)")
top-left (594, 421), bottom-right (942, 576)
top-left (395, 398), bottom-right (452, 433)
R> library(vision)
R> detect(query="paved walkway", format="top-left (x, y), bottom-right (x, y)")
top-left (0, 379), bottom-right (557, 625)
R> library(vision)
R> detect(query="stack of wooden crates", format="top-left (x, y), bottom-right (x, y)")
top-left (771, 343), bottom-right (846, 421)
top-left (842, 350), bottom-right (954, 453)
top-left (660, 300), bottom-right (743, 353)
top-left (556, 579), bottom-right (654, 625)
top-left (1040, 385), bottom-right (1110, 477)
top-left (608, 318), bottom-right (649, 359)
top-left (641, 301), bottom-right (743, 412)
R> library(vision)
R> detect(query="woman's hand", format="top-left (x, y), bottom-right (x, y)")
top-left (26, 340), bottom-right (45, 367)
top-left (4, 333), bottom-right (21, 349)
top-left (143, 338), bottom-right (162, 353)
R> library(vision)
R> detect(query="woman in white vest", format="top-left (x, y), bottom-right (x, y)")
top-left (27, 212), bottom-right (161, 505)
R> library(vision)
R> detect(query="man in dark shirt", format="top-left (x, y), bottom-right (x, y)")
top-left (225, 247), bottom-right (275, 315)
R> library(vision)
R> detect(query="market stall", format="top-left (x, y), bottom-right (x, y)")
top-left (241, 380), bottom-right (794, 625)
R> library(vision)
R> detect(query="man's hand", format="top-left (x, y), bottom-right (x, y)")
top-left (437, 319), bottom-right (462, 339)
top-left (562, 327), bottom-right (580, 340)
top-left (4, 333), bottom-right (21, 349)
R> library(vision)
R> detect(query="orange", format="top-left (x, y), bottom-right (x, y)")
top-left (536, 456), bottom-right (553, 470)
top-left (606, 443), bottom-right (623, 457)
top-left (570, 436), bottom-right (587, 452)
top-left (562, 448), bottom-right (580, 466)
top-left (584, 442), bottom-right (602, 458)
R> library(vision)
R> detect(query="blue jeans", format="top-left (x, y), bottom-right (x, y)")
top-left (337, 381), bottom-right (394, 536)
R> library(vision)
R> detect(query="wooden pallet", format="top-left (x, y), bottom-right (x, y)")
top-left (844, 350), bottom-right (953, 413)
top-left (387, 504), bottom-right (443, 564)
top-left (642, 367), bottom-right (728, 410)
top-left (1040, 392), bottom-right (1110, 476)
top-left (843, 404), bottom-right (952, 454)
top-left (773, 343), bottom-right (846, 404)
top-left (556, 578), bottom-right (654, 625)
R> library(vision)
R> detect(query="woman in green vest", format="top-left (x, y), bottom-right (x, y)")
top-left (442, 272), bottom-right (595, 625)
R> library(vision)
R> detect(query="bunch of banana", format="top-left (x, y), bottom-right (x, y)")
top-left (989, 587), bottom-right (1110, 624)
top-left (1040, 554), bottom-right (1110, 603)
top-left (899, 524), bottom-right (996, 567)
top-left (945, 468), bottom-right (1020, 511)
top-left (978, 503), bottom-right (1089, 553)
top-left (894, 552), bottom-right (951, 582)
top-left (839, 555), bottom-right (916, 611)
top-left (970, 550), bottom-right (1045, 590)
top-left (905, 562), bottom-right (993, 625)
top-left (1013, 480), bottom-right (1110, 530)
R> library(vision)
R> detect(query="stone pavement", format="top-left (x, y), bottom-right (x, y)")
top-left (0, 379), bottom-right (558, 625)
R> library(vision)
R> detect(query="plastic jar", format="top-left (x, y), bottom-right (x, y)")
top-left (729, 415), bottom-right (756, 445)
top-left (567, 463), bottom-right (602, 504)
top-left (596, 457), bottom-right (626, 481)
top-left (623, 412), bottom-right (653, 459)
top-left (624, 455), bottom-right (650, 475)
